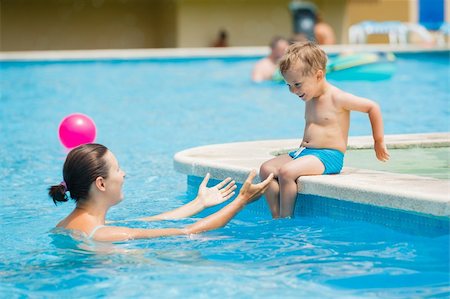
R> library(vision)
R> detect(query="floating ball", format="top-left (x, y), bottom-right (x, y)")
top-left (58, 113), bottom-right (96, 149)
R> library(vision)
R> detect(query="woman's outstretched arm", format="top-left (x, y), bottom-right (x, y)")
top-left (92, 171), bottom-right (273, 242)
top-left (138, 173), bottom-right (237, 221)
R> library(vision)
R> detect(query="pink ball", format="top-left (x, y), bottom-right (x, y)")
top-left (58, 113), bottom-right (96, 149)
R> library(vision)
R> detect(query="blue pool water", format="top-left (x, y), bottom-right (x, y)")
top-left (0, 52), bottom-right (449, 298)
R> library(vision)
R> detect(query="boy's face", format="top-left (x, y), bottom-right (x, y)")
top-left (283, 62), bottom-right (321, 102)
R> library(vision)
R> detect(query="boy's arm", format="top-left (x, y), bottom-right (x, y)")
top-left (337, 92), bottom-right (390, 162)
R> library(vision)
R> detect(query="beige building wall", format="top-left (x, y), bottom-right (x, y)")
top-left (0, 0), bottom-right (348, 51)
top-left (153, 0), bottom-right (178, 48)
top-left (1, 0), bottom-right (448, 51)
top-left (447, 0), bottom-right (450, 21)
top-left (312, 0), bottom-right (347, 44)
top-left (0, 0), bottom-right (177, 51)
top-left (176, 0), bottom-right (347, 47)
top-left (176, 0), bottom-right (292, 47)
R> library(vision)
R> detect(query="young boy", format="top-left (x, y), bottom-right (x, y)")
top-left (259, 41), bottom-right (390, 218)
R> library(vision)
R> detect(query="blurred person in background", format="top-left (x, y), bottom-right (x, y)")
top-left (252, 36), bottom-right (290, 82)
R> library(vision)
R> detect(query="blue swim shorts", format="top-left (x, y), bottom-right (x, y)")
top-left (288, 147), bottom-right (345, 174)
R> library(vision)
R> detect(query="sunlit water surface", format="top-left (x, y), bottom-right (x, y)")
top-left (1, 52), bottom-right (449, 298)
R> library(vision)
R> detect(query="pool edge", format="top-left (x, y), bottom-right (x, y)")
top-left (173, 132), bottom-right (450, 217)
top-left (0, 44), bottom-right (448, 61)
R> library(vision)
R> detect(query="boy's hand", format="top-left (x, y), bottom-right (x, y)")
top-left (374, 140), bottom-right (390, 162)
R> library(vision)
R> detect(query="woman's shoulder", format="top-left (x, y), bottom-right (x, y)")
top-left (56, 217), bottom-right (69, 229)
top-left (56, 214), bottom-right (99, 236)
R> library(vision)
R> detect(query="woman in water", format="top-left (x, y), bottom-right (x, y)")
top-left (49, 143), bottom-right (273, 242)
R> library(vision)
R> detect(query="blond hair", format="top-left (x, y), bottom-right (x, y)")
top-left (279, 41), bottom-right (327, 76)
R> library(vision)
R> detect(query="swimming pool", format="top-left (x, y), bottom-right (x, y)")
top-left (0, 51), bottom-right (449, 298)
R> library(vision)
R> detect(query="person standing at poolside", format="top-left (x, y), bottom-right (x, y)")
top-left (259, 41), bottom-right (390, 218)
top-left (314, 14), bottom-right (336, 45)
top-left (251, 36), bottom-right (290, 82)
top-left (212, 29), bottom-right (229, 47)
top-left (49, 143), bottom-right (273, 242)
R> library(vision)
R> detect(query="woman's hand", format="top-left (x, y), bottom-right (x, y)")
top-left (196, 173), bottom-right (237, 208)
top-left (238, 170), bottom-right (274, 204)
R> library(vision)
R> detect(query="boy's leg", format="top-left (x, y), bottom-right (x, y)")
top-left (278, 156), bottom-right (325, 218)
top-left (259, 154), bottom-right (293, 218)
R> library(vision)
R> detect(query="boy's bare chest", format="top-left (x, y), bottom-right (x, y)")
top-left (305, 100), bottom-right (341, 125)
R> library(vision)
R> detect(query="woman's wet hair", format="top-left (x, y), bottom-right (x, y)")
top-left (48, 143), bottom-right (109, 205)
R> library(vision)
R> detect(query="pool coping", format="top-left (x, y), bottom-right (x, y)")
top-left (174, 132), bottom-right (450, 218)
top-left (0, 44), bottom-right (448, 61)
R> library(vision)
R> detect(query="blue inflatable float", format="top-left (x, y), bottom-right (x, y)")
top-left (272, 52), bottom-right (396, 82)
top-left (326, 52), bottom-right (396, 81)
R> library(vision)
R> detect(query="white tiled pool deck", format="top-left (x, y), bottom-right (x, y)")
top-left (1, 44), bottom-right (448, 61)
top-left (174, 133), bottom-right (450, 218)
